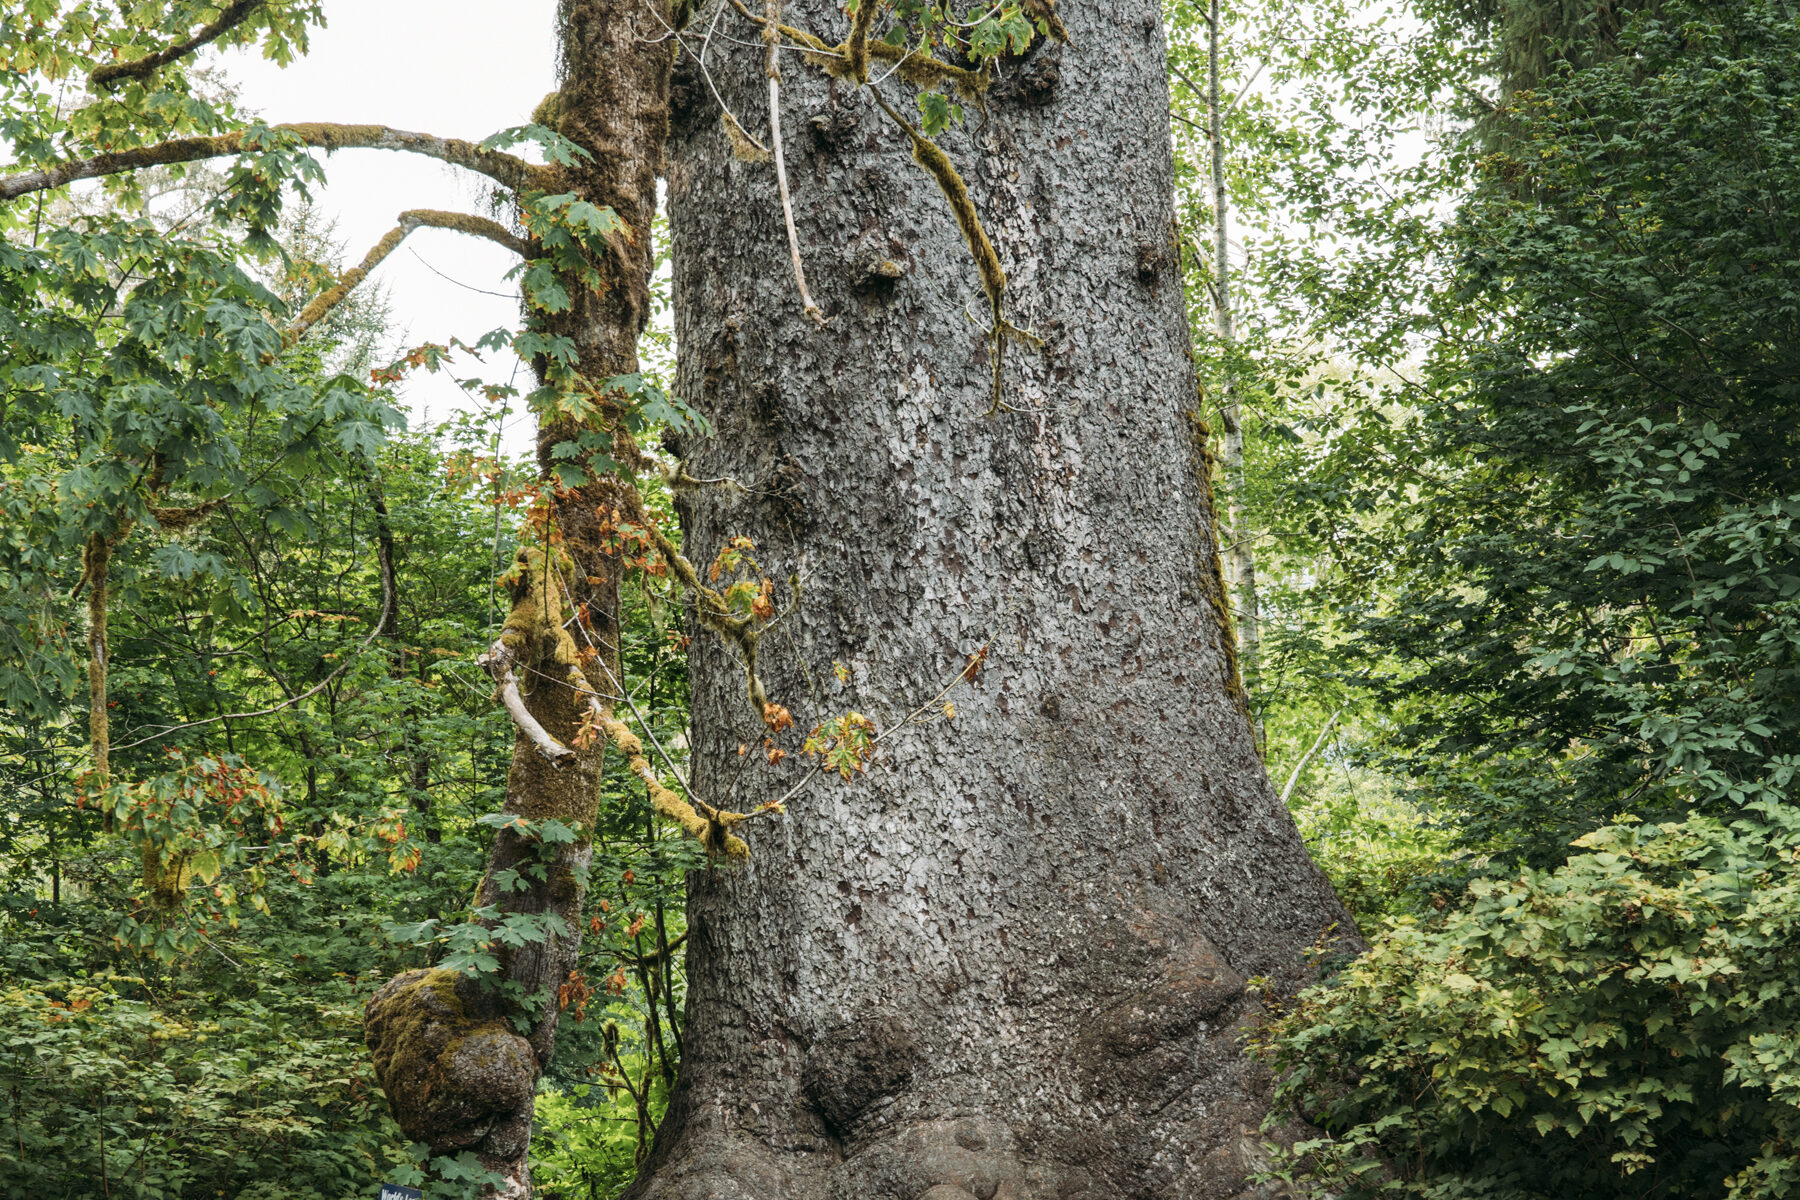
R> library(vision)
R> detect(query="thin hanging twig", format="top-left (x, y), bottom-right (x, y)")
top-left (762, 0), bottom-right (825, 324)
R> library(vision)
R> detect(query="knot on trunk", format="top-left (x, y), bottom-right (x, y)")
top-left (852, 255), bottom-right (907, 298)
top-left (364, 968), bottom-right (537, 1156)
top-left (1089, 936), bottom-right (1246, 1059)
top-left (802, 1015), bottom-right (918, 1134)
top-left (809, 105), bottom-right (860, 154)
top-left (994, 45), bottom-right (1061, 107)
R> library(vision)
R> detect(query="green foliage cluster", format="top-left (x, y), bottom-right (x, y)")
top-left (1259, 804), bottom-right (1800, 1199)
top-left (1331, 0), bottom-right (1800, 862)
top-left (0, 174), bottom-right (687, 1200)
top-left (0, 400), bottom-right (517, 1195)
top-left (534, 1081), bottom-right (668, 1200)
top-left (0, 210), bottom-right (395, 716)
top-left (1, 968), bottom-right (404, 1199)
top-left (1211, 0), bottom-right (1800, 1194)
top-left (1, 397), bottom-right (701, 1198)
top-left (0, 6), bottom-right (710, 1192)
top-left (0, 345), bottom-right (699, 1200)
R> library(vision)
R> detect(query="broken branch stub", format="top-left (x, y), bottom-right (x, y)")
top-left (478, 637), bottom-right (577, 766)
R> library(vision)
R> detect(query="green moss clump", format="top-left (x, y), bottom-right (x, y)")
top-left (364, 968), bottom-right (537, 1151)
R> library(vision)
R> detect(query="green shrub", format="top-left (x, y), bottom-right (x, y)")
top-left (1256, 803), bottom-right (1800, 1199)
top-left (1294, 785), bottom-right (1457, 928)
top-left (0, 973), bottom-right (404, 1200)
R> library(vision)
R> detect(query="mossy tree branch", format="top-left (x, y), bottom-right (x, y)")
top-left (477, 543), bottom-right (756, 856)
top-left (866, 88), bottom-right (1038, 413)
top-left (0, 122), bottom-right (548, 203)
top-left (89, 0), bottom-right (267, 89)
top-left (401, 209), bottom-right (535, 259)
top-left (845, 0), bottom-right (879, 84)
top-left (286, 209), bottom-right (534, 344)
top-left (477, 547), bottom-right (587, 766)
top-left (627, 483), bottom-right (787, 727)
top-left (599, 712), bottom-right (749, 858)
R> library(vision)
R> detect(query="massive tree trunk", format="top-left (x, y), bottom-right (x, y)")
top-left (640, 1), bottom-right (1352, 1197)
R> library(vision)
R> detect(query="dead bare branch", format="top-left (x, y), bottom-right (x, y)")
top-left (477, 636), bottom-right (578, 766)
top-left (762, 0), bottom-right (825, 324)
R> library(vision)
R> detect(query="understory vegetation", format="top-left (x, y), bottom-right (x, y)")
top-left (1189, 1), bottom-right (1800, 1195)
top-left (3, 0), bottom-right (1799, 1197)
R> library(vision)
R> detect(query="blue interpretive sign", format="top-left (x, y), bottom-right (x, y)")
top-left (378, 1186), bottom-right (423, 1200)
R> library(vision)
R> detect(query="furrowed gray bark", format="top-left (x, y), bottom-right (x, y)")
top-left (636, 0), bottom-right (1353, 1196)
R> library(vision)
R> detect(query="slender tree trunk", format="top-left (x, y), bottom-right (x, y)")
top-left (82, 522), bottom-right (136, 841)
top-left (636, 1), bottom-right (1350, 1196)
top-left (361, 1), bottom-right (673, 1194)
top-left (82, 531), bottom-right (117, 797)
top-left (367, 469), bottom-right (440, 842)
top-left (1203, 0), bottom-right (1261, 716)
top-left (84, 482), bottom-right (225, 899)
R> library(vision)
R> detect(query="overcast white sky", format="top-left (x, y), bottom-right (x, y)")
top-left (220, 1), bottom-right (561, 453)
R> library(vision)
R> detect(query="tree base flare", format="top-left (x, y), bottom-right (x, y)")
top-left (627, 1082), bottom-right (1304, 1200)
top-left (625, 928), bottom-right (1321, 1200)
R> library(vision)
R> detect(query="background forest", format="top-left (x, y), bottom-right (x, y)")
top-left (3, 0), bottom-right (1798, 1197)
